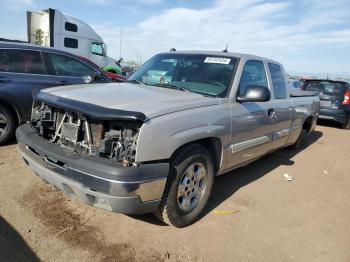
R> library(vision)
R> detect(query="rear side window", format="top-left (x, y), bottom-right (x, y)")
top-left (45, 52), bottom-right (95, 77)
top-left (238, 60), bottom-right (268, 96)
top-left (64, 38), bottom-right (78, 49)
top-left (0, 49), bottom-right (45, 75)
top-left (65, 22), bottom-right (78, 32)
top-left (304, 81), bottom-right (348, 96)
top-left (268, 63), bottom-right (286, 99)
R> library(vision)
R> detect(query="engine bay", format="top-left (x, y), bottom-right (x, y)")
top-left (31, 101), bottom-right (141, 166)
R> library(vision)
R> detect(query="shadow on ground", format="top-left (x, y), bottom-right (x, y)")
top-left (135, 130), bottom-right (322, 226)
top-left (317, 119), bottom-right (344, 129)
top-left (202, 130), bottom-right (322, 218)
top-left (0, 216), bottom-right (39, 262)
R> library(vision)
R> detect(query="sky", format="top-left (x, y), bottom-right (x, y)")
top-left (1, 0), bottom-right (350, 78)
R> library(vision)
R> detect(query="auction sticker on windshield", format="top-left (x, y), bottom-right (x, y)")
top-left (204, 57), bottom-right (231, 64)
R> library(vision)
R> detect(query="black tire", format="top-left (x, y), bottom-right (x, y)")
top-left (154, 144), bottom-right (214, 227)
top-left (0, 105), bottom-right (16, 146)
top-left (289, 129), bottom-right (307, 150)
top-left (342, 117), bottom-right (350, 130)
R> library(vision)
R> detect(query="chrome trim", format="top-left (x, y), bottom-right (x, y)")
top-left (273, 128), bottom-right (290, 139)
top-left (19, 143), bottom-right (166, 202)
top-left (230, 135), bottom-right (271, 154)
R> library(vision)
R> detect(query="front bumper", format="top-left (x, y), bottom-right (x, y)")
top-left (16, 124), bottom-right (169, 214)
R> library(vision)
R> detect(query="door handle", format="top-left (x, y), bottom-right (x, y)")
top-left (268, 108), bottom-right (277, 118)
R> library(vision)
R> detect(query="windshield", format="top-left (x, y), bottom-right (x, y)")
top-left (304, 81), bottom-right (348, 95)
top-left (91, 42), bottom-right (106, 56)
top-left (128, 53), bottom-right (237, 97)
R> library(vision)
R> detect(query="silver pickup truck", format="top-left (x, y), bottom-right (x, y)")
top-left (16, 51), bottom-right (319, 227)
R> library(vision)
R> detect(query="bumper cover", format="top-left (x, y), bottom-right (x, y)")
top-left (319, 108), bottom-right (349, 123)
top-left (16, 124), bottom-right (169, 214)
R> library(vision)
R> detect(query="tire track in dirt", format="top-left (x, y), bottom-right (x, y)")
top-left (19, 183), bottom-right (164, 262)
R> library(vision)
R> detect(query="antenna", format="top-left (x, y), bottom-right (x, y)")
top-left (223, 43), bottom-right (228, 52)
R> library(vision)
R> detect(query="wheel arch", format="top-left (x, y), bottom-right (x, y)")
top-left (302, 115), bottom-right (314, 133)
top-left (0, 98), bottom-right (21, 125)
top-left (170, 137), bottom-right (222, 175)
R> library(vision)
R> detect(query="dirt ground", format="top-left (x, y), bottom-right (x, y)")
top-left (0, 121), bottom-right (349, 262)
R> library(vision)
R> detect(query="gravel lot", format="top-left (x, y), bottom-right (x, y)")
top-left (0, 121), bottom-right (349, 262)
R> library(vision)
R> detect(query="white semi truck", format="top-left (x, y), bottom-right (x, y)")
top-left (27, 8), bottom-right (121, 74)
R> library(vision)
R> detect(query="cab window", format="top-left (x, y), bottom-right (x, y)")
top-left (238, 60), bottom-right (268, 96)
top-left (45, 52), bottom-right (95, 77)
top-left (64, 38), bottom-right (78, 49)
top-left (0, 49), bottom-right (45, 75)
top-left (91, 42), bottom-right (105, 56)
top-left (268, 63), bottom-right (286, 99)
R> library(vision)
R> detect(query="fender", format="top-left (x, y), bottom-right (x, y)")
top-left (171, 124), bottom-right (226, 144)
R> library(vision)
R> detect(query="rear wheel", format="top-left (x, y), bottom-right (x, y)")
top-left (342, 117), bottom-right (350, 130)
top-left (0, 105), bottom-right (16, 146)
top-left (154, 144), bottom-right (214, 227)
top-left (289, 129), bottom-right (307, 150)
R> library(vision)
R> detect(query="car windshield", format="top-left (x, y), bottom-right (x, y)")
top-left (128, 53), bottom-right (237, 97)
top-left (304, 81), bottom-right (348, 95)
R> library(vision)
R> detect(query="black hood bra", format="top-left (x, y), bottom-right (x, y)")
top-left (34, 91), bottom-right (147, 122)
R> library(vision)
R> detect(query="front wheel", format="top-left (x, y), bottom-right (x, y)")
top-left (154, 144), bottom-right (214, 227)
top-left (0, 105), bottom-right (16, 146)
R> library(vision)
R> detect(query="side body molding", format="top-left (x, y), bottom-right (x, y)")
top-left (229, 135), bottom-right (271, 154)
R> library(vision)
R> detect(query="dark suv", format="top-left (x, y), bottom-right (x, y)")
top-left (302, 79), bottom-right (350, 129)
top-left (0, 41), bottom-right (110, 145)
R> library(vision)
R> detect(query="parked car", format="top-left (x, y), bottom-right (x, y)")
top-left (16, 51), bottom-right (319, 227)
top-left (289, 80), bottom-right (304, 89)
top-left (77, 56), bottom-right (126, 82)
top-left (302, 79), bottom-right (350, 129)
top-left (0, 41), bottom-right (111, 145)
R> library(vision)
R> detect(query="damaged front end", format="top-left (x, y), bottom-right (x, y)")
top-left (31, 101), bottom-right (142, 167)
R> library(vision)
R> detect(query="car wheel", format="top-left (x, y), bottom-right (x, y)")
top-left (289, 129), bottom-right (307, 150)
top-left (342, 117), bottom-right (350, 130)
top-left (154, 144), bottom-right (214, 227)
top-left (0, 105), bottom-right (16, 146)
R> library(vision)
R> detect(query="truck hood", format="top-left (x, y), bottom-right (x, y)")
top-left (41, 82), bottom-right (220, 120)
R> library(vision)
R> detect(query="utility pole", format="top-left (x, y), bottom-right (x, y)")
top-left (119, 25), bottom-right (123, 59)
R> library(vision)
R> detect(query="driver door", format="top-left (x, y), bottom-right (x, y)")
top-left (227, 60), bottom-right (274, 169)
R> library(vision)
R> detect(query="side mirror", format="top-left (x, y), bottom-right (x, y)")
top-left (83, 75), bottom-right (93, 84)
top-left (237, 85), bottom-right (271, 102)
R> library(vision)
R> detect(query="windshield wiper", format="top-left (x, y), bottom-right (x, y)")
top-left (124, 79), bottom-right (143, 84)
top-left (155, 83), bottom-right (215, 96)
top-left (151, 83), bottom-right (191, 92)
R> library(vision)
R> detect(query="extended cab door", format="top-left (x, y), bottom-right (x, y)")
top-left (266, 63), bottom-right (293, 150)
top-left (226, 60), bottom-right (274, 169)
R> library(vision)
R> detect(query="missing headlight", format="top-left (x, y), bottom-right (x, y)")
top-left (98, 121), bottom-right (140, 165)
